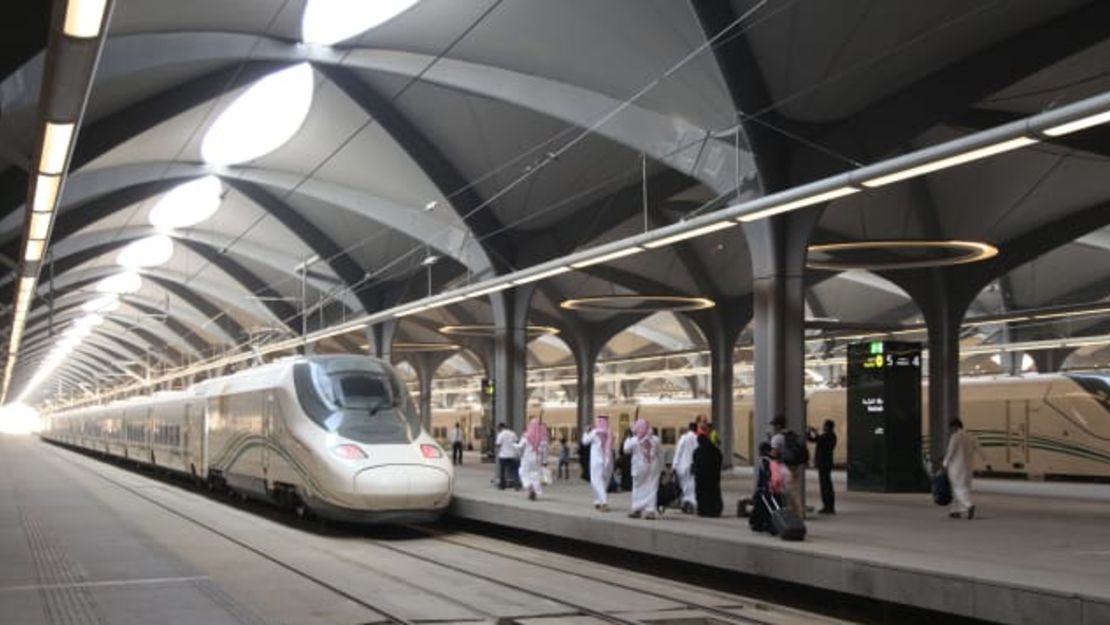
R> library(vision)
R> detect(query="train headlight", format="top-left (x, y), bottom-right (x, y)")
top-left (420, 444), bottom-right (443, 459)
top-left (330, 444), bottom-right (368, 460)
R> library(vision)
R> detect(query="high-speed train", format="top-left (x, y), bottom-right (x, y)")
top-left (41, 355), bottom-right (454, 523)
top-left (433, 373), bottom-right (1110, 481)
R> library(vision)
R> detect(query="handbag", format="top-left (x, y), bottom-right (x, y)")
top-left (541, 466), bottom-right (553, 485)
top-left (770, 460), bottom-right (786, 495)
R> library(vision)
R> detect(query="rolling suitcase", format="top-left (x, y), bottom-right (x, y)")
top-left (761, 493), bottom-right (806, 541)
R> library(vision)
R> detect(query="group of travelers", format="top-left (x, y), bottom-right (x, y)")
top-left (491, 413), bottom-right (727, 520)
top-left (750, 415), bottom-right (836, 535)
top-left (489, 411), bottom-right (988, 528)
top-left (748, 413), bottom-right (988, 535)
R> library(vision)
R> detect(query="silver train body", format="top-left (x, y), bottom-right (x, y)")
top-left (40, 355), bottom-right (454, 523)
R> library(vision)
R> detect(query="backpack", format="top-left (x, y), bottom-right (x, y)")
top-left (780, 430), bottom-right (809, 466)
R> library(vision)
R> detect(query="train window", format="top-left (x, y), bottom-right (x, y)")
top-left (294, 360), bottom-right (420, 444)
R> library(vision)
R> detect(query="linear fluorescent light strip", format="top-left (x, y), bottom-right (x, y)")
top-left (29, 211), bottom-right (52, 240)
top-left (1032, 307), bottom-right (1110, 320)
top-left (33, 175), bottom-right (61, 212)
top-left (63, 0), bottom-right (109, 38)
top-left (736, 186), bottom-right (860, 222)
top-left (570, 245), bottom-right (644, 269)
top-left (1043, 110), bottom-right (1110, 137)
top-left (394, 305), bottom-right (430, 318)
top-left (25, 239), bottom-right (46, 262)
top-left (467, 283), bottom-right (513, 298)
top-left (511, 266), bottom-right (571, 285)
top-left (861, 137), bottom-right (1038, 188)
top-left (643, 221), bottom-right (736, 249)
top-left (39, 122), bottom-right (76, 175)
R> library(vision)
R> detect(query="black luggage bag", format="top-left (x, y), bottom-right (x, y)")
top-left (932, 470), bottom-right (952, 506)
top-left (657, 471), bottom-right (681, 511)
top-left (761, 493), bottom-right (806, 541)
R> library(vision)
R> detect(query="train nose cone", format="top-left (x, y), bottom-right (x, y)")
top-left (354, 465), bottom-right (451, 509)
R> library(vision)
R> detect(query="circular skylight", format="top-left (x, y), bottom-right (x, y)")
top-left (149, 176), bottom-right (223, 230)
top-left (82, 294), bottom-right (120, 314)
top-left (117, 235), bottom-right (174, 269)
top-left (200, 63), bottom-right (314, 166)
top-left (96, 271), bottom-right (142, 294)
top-left (302, 0), bottom-right (419, 45)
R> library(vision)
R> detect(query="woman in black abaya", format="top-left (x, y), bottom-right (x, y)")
top-left (692, 432), bottom-right (723, 517)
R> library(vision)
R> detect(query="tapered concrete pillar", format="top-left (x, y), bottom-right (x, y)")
top-left (743, 211), bottom-right (820, 452)
top-left (693, 299), bottom-right (750, 468)
top-left (490, 286), bottom-right (535, 433)
top-left (743, 210), bottom-right (820, 507)
top-left (709, 339), bottom-right (735, 466)
top-left (574, 344), bottom-right (598, 435)
top-left (366, 320), bottom-right (397, 363)
top-left (1030, 347), bottom-right (1075, 374)
top-left (921, 300), bottom-right (964, 470)
top-left (409, 351), bottom-right (452, 431)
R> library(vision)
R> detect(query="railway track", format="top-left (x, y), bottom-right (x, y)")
top-left (45, 443), bottom-right (824, 625)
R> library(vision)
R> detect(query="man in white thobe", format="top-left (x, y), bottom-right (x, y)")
top-left (672, 422), bottom-right (698, 514)
top-left (942, 418), bottom-right (991, 519)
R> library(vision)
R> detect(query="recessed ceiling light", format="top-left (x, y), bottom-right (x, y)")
top-left (301, 0), bottom-right (419, 45)
top-left (96, 271), bottom-right (142, 294)
top-left (116, 235), bottom-right (174, 268)
top-left (201, 63), bottom-right (314, 167)
top-left (148, 176), bottom-right (223, 230)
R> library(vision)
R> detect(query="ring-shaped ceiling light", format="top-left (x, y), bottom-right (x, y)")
top-left (82, 294), bottom-right (120, 314)
top-left (301, 0), bottom-right (420, 45)
top-left (806, 240), bottom-right (999, 271)
top-left (438, 325), bottom-right (560, 338)
top-left (201, 63), bottom-right (314, 167)
top-left (559, 295), bottom-right (716, 313)
top-left (96, 271), bottom-right (142, 294)
top-left (116, 235), bottom-right (174, 269)
top-left (148, 176), bottom-right (223, 230)
top-left (392, 341), bottom-right (461, 353)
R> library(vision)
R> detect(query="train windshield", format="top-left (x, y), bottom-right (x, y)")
top-left (1066, 373), bottom-right (1110, 412)
top-left (294, 358), bottom-right (420, 443)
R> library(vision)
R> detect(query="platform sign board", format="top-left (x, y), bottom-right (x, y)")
top-left (846, 341), bottom-right (927, 492)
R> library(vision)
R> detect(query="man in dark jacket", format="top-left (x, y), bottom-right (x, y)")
top-left (807, 419), bottom-right (837, 514)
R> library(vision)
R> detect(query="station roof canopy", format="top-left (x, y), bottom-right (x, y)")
top-left (4, 0), bottom-right (1110, 402)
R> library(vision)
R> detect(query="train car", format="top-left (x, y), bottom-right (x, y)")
top-left (795, 374), bottom-right (1110, 480)
top-left (41, 355), bottom-right (454, 523)
top-left (427, 372), bottom-right (1110, 481)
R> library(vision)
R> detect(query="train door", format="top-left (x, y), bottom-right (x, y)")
top-left (1005, 400), bottom-right (1030, 470)
top-left (262, 391), bottom-right (275, 488)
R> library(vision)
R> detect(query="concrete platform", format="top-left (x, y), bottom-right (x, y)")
top-left (448, 458), bottom-right (1110, 625)
top-left (3, 436), bottom-right (860, 625)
